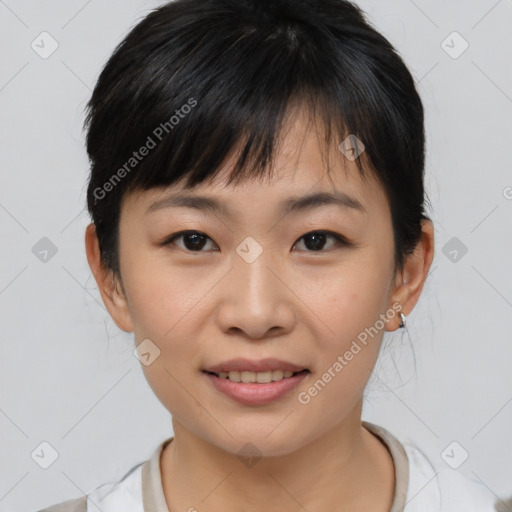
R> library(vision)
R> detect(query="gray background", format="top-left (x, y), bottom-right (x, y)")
top-left (1, 0), bottom-right (511, 510)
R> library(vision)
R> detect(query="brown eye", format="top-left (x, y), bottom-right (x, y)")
top-left (160, 231), bottom-right (218, 252)
top-left (294, 231), bottom-right (348, 252)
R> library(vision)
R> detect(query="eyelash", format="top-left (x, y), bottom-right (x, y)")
top-left (158, 230), bottom-right (351, 253)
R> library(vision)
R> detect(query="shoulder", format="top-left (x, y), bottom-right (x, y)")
top-left (37, 461), bottom-right (145, 512)
top-left (86, 461), bottom-right (144, 511)
top-left (38, 496), bottom-right (87, 512)
top-left (402, 440), bottom-right (500, 511)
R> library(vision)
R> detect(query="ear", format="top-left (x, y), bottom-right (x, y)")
top-left (84, 223), bottom-right (134, 333)
top-left (385, 219), bottom-right (435, 331)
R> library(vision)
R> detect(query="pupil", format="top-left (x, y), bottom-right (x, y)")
top-left (184, 233), bottom-right (206, 250)
top-left (305, 233), bottom-right (325, 251)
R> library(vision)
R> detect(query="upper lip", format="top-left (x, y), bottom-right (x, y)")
top-left (203, 358), bottom-right (308, 374)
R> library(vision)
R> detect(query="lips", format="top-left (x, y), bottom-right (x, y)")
top-left (204, 367), bottom-right (310, 405)
top-left (203, 357), bottom-right (308, 374)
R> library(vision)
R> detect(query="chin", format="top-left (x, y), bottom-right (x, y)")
top-left (210, 428), bottom-right (306, 459)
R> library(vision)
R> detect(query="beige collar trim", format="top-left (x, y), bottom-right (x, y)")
top-left (141, 437), bottom-right (172, 512)
top-left (362, 421), bottom-right (409, 512)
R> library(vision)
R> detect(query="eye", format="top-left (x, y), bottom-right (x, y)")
top-left (293, 230), bottom-right (349, 252)
top-left (160, 230), bottom-right (218, 252)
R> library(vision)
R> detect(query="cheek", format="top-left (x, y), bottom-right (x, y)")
top-left (120, 241), bottom-right (204, 340)
top-left (123, 256), bottom-right (210, 416)
top-left (296, 268), bottom-right (390, 423)
top-left (310, 258), bottom-right (392, 349)
top-left (121, 250), bottom-right (224, 402)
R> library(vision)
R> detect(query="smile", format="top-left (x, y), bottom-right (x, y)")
top-left (203, 369), bottom-right (310, 406)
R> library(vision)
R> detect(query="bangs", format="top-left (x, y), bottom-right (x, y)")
top-left (124, 86), bottom-right (372, 196)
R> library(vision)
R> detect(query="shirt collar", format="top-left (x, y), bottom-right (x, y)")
top-left (362, 421), bottom-right (409, 512)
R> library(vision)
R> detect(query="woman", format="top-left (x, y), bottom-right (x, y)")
top-left (39, 0), bottom-right (500, 510)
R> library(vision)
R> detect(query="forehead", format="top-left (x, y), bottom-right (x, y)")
top-left (123, 109), bottom-right (389, 219)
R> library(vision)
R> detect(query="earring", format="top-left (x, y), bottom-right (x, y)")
top-left (398, 312), bottom-right (406, 329)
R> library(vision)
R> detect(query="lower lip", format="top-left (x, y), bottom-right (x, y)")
top-left (203, 370), bottom-right (309, 406)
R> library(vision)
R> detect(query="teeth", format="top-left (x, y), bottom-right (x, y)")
top-left (216, 369), bottom-right (297, 382)
top-left (241, 371), bottom-right (256, 383)
top-left (272, 370), bottom-right (285, 381)
top-left (228, 371), bottom-right (241, 382)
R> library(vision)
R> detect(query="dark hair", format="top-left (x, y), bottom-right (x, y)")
top-left (84, 0), bottom-right (431, 280)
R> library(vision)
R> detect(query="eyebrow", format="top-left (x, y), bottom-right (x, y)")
top-left (145, 190), bottom-right (366, 217)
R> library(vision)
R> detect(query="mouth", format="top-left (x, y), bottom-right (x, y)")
top-left (202, 367), bottom-right (310, 406)
top-left (201, 358), bottom-right (310, 405)
top-left (203, 369), bottom-right (310, 383)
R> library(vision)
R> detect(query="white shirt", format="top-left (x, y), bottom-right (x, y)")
top-left (39, 421), bottom-right (501, 512)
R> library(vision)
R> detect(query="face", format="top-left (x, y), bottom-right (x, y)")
top-left (110, 112), bottom-right (404, 457)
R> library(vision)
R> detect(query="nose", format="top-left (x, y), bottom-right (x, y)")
top-left (215, 250), bottom-right (296, 341)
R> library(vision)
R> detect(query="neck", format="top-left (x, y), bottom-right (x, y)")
top-left (160, 405), bottom-right (395, 512)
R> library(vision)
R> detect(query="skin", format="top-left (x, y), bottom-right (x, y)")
top-left (85, 108), bottom-right (435, 512)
